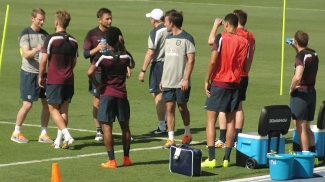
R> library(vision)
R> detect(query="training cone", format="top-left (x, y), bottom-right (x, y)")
top-left (51, 163), bottom-right (62, 182)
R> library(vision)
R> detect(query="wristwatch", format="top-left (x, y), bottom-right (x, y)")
top-left (141, 69), bottom-right (146, 73)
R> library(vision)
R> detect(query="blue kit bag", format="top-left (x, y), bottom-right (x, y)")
top-left (169, 145), bottom-right (202, 177)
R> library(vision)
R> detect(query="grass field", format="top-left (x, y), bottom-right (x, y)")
top-left (0, 0), bottom-right (324, 181)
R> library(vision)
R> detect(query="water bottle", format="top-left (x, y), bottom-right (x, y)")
top-left (98, 38), bottom-right (108, 53)
top-left (285, 38), bottom-right (294, 45)
top-left (215, 18), bottom-right (224, 25)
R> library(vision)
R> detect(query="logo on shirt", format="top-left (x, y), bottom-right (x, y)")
top-left (176, 40), bottom-right (181, 46)
top-left (166, 47), bottom-right (179, 56)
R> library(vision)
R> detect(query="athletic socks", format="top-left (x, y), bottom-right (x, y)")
top-left (168, 131), bottom-right (174, 141)
top-left (184, 125), bottom-right (191, 135)
top-left (159, 120), bottom-right (166, 130)
top-left (14, 125), bottom-right (21, 134)
top-left (96, 127), bottom-right (103, 134)
top-left (219, 129), bottom-right (226, 143)
top-left (234, 129), bottom-right (242, 143)
top-left (41, 127), bottom-right (47, 136)
top-left (224, 147), bottom-right (232, 161)
top-left (108, 150), bottom-right (115, 160)
top-left (62, 128), bottom-right (72, 140)
top-left (123, 146), bottom-right (130, 156)
top-left (208, 146), bottom-right (215, 161)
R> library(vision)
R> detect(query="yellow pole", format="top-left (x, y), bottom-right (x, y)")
top-left (0, 5), bottom-right (10, 74)
top-left (280, 0), bottom-right (286, 95)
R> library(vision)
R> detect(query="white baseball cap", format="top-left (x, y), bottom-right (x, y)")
top-left (145, 9), bottom-right (164, 21)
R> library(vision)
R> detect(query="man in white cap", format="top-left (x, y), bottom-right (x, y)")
top-left (139, 9), bottom-right (169, 134)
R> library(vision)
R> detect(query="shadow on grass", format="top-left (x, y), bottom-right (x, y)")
top-left (132, 159), bottom-right (169, 165)
top-left (71, 134), bottom-right (165, 150)
top-left (201, 170), bottom-right (218, 176)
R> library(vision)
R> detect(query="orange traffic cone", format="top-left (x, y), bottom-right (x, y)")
top-left (51, 163), bottom-right (62, 182)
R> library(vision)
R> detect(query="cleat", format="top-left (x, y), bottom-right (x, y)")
top-left (122, 156), bottom-right (133, 166)
top-left (149, 127), bottom-right (167, 134)
top-left (101, 159), bottom-right (117, 168)
top-left (201, 159), bottom-right (217, 168)
top-left (51, 142), bottom-right (60, 149)
top-left (94, 132), bottom-right (103, 141)
top-left (38, 134), bottom-right (54, 143)
top-left (182, 134), bottom-right (192, 145)
top-left (215, 139), bottom-right (225, 148)
top-left (222, 160), bottom-right (230, 168)
top-left (11, 132), bottom-right (29, 143)
top-left (162, 139), bottom-right (176, 149)
top-left (62, 137), bottom-right (74, 149)
top-left (315, 158), bottom-right (319, 166)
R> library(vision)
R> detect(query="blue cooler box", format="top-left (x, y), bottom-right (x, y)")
top-left (292, 125), bottom-right (325, 159)
top-left (236, 132), bottom-right (286, 168)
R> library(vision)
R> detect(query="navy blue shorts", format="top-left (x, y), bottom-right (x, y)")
top-left (162, 87), bottom-right (191, 104)
top-left (205, 86), bottom-right (240, 112)
top-left (88, 73), bottom-right (101, 97)
top-left (20, 69), bottom-right (46, 102)
top-left (97, 96), bottom-right (130, 122)
top-left (149, 62), bottom-right (163, 93)
top-left (290, 89), bottom-right (316, 121)
top-left (46, 84), bottom-right (74, 104)
top-left (239, 76), bottom-right (249, 101)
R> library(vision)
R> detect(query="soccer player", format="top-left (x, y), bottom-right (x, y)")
top-left (208, 10), bottom-right (255, 148)
top-left (288, 31), bottom-right (318, 164)
top-left (38, 9), bottom-right (78, 149)
top-left (12, 8), bottom-right (53, 144)
top-left (83, 8), bottom-right (128, 141)
top-left (161, 10), bottom-right (196, 149)
top-left (87, 27), bottom-right (135, 168)
top-left (201, 13), bottom-right (249, 168)
top-left (138, 8), bottom-right (168, 134)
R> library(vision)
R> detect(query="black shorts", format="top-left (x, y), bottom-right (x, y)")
top-left (20, 69), bottom-right (46, 102)
top-left (239, 76), bottom-right (249, 101)
top-left (149, 62), bottom-right (163, 93)
top-left (97, 96), bottom-right (130, 122)
top-left (88, 73), bottom-right (101, 97)
top-left (162, 87), bottom-right (191, 104)
top-left (205, 86), bottom-right (240, 112)
top-left (46, 84), bottom-right (74, 104)
top-left (290, 89), bottom-right (316, 121)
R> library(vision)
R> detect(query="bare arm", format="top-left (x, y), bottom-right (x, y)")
top-left (208, 19), bottom-right (223, 46)
top-left (138, 49), bottom-right (154, 82)
top-left (205, 50), bottom-right (219, 97)
top-left (181, 53), bottom-right (195, 91)
top-left (21, 44), bottom-right (42, 59)
top-left (38, 53), bottom-right (49, 88)
top-left (289, 65), bottom-right (303, 94)
top-left (87, 64), bottom-right (100, 88)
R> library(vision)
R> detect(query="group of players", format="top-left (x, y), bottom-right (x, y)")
top-left (12, 6), bottom-right (319, 169)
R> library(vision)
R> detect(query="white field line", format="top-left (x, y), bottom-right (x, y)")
top-left (0, 121), bottom-right (206, 167)
top-left (107, 0), bottom-right (325, 12)
top-left (0, 121), bottom-right (192, 142)
top-left (0, 146), bottom-right (162, 167)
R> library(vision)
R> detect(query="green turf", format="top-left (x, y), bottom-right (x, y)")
top-left (0, 0), bottom-right (324, 181)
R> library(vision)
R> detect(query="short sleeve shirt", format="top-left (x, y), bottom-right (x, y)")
top-left (92, 50), bottom-right (133, 98)
top-left (148, 24), bottom-right (169, 63)
top-left (42, 31), bottom-right (78, 85)
top-left (19, 27), bottom-right (49, 73)
top-left (162, 30), bottom-right (196, 88)
top-left (295, 48), bottom-right (318, 90)
top-left (83, 26), bottom-right (123, 74)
